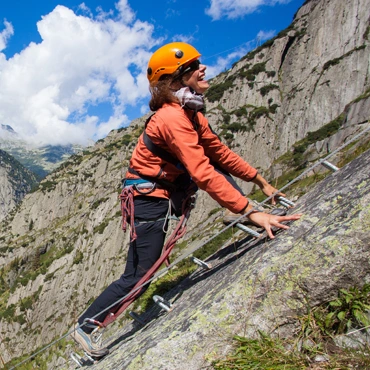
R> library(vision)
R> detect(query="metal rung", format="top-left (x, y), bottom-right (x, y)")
top-left (321, 160), bottom-right (339, 172)
top-left (129, 311), bottom-right (146, 325)
top-left (279, 200), bottom-right (291, 208)
top-left (277, 196), bottom-right (295, 207)
top-left (70, 352), bottom-right (84, 367)
top-left (235, 223), bottom-right (261, 238)
top-left (153, 295), bottom-right (173, 312)
top-left (191, 256), bottom-right (212, 270)
top-left (84, 352), bottom-right (97, 363)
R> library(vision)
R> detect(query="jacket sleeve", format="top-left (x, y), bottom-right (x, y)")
top-left (159, 111), bottom-right (250, 214)
top-left (196, 113), bottom-right (258, 181)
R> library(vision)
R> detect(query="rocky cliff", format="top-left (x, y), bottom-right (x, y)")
top-left (0, 0), bottom-right (369, 367)
top-left (205, 0), bottom-right (370, 194)
top-left (81, 139), bottom-right (370, 370)
top-left (0, 150), bottom-right (38, 222)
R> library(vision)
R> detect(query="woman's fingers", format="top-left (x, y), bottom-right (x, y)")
top-left (278, 214), bottom-right (302, 221)
top-left (248, 212), bottom-right (302, 239)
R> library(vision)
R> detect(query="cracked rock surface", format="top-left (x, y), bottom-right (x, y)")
top-left (89, 149), bottom-right (370, 370)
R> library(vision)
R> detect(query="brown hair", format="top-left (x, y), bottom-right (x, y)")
top-left (149, 74), bottom-right (181, 111)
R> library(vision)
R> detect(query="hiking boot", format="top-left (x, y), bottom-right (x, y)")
top-left (223, 207), bottom-right (287, 226)
top-left (71, 324), bottom-right (109, 359)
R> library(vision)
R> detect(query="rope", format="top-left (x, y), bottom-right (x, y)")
top-left (120, 186), bottom-right (137, 241)
top-left (8, 123), bottom-right (370, 369)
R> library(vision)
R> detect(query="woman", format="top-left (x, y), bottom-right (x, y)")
top-left (71, 42), bottom-right (301, 357)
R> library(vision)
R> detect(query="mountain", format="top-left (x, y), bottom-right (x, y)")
top-left (0, 124), bottom-right (16, 135)
top-left (1, 0), bottom-right (370, 367)
top-left (0, 125), bottom-right (84, 179)
top-left (0, 150), bottom-right (38, 222)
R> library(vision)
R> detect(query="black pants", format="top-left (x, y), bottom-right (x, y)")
top-left (78, 196), bottom-right (169, 332)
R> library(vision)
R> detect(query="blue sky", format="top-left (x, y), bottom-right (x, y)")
top-left (0, 0), bottom-right (304, 147)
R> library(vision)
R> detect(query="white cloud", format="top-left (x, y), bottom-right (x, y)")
top-left (0, 20), bottom-right (14, 52)
top-left (0, 3), bottom-right (155, 147)
top-left (205, 44), bottom-right (251, 78)
top-left (171, 34), bottom-right (195, 44)
top-left (257, 29), bottom-right (276, 41)
top-left (140, 104), bottom-right (149, 116)
top-left (204, 28), bottom-right (275, 78)
top-left (206, 0), bottom-right (291, 20)
top-left (115, 0), bottom-right (135, 24)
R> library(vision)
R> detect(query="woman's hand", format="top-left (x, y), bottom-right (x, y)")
top-left (247, 211), bottom-right (302, 239)
top-left (252, 173), bottom-right (286, 205)
top-left (259, 183), bottom-right (285, 205)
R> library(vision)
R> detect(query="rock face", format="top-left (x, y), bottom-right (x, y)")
top-left (205, 0), bottom-right (369, 194)
top-left (86, 147), bottom-right (370, 370)
top-left (0, 150), bottom-right (38, 221)
top-left (0, 0), bottom-right (369, 366)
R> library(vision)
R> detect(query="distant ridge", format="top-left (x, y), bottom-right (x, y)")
top-left (0, 124), bottom-right (16, 133)
top-left (0, 149), bottom-right (38, 221)
top-left (0, 124), bottom-right (85, 179)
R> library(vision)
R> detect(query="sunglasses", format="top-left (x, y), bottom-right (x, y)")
top-left (185, 59), bottom-right (201, 71)
top-left (178, 60), bottom-right (201, 76)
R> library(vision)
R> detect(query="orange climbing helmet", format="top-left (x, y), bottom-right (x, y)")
top-left (147, 42), bottom-right (201, 86)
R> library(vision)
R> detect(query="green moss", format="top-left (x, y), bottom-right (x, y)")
top-left (121, 134), bottom-right (133, 146)
top-left (233, 106), bottom-right (248, 118)
top-left (287, 114), bottom-right (345, 166)
top-left (239, 62), bottom-right (267, 81)
top-left (222, 113), bottom-right (231, 125)
top-left (323, 45), bottom-right (367, 71)
top-left (73, 250), bottom-right (84, 265)
top-left (250, 106), bottom-right (270, 120)
top-left (337, 137), bottom-right (370, 168)
top-left (206, 76), bottom-right (236, 103)
top-left (353, 87), bottom-right (370, 103)
top-left (269, 103), bottom-right (279, 114)
top-left (93, 220), bottom-right (110, 234)
top-left (208, 207), bottom-right (221, 217)
top-left (91, 197), bottom-right (109, 209)
top-left (0, 303), bottom-right (16, 322)
top-left (39, 180), bottom-right (58, 192)
top-left (222, 123), bottom-right (247, 133)
top-left (364, 25), bottom-right (370, 40)
top-left (259, 84), bottom-right (279, 97)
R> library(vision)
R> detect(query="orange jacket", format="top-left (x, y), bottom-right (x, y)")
top-left (125, 103), bottom-right (257, 213)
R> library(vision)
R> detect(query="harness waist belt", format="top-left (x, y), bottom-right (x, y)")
top-left (128, 182), bottom-right (156, 190)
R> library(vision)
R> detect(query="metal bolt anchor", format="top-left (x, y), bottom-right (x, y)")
top-left (191, 256), bottom-right (212, 270)
top-left (153, 295), bottom-right (173, 312)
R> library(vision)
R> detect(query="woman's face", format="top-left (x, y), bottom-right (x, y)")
top-left (182, 61), bottom-right (209, 94)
